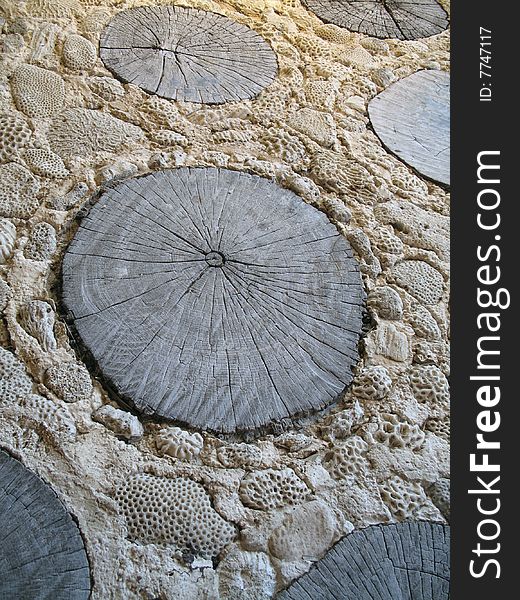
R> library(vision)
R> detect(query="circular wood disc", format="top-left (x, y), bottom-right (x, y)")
top-left (278, 521), bottom-right (450, 599)
top-left (368, 69), bottom-right (450, 186)
top-left (99, 6), bottom-right (278, 103)
top-left (303, 0), bottom-right (449, 40)
top-left (0, 449), bottom-right (91, 600)
top-left (61, 168), bottom-right (364, 434)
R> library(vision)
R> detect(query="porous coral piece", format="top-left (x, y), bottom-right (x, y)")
top-left (391, 260), bottom-right (444, 305)
top-left (426, 478), bottom-right (450, 521)
top-left (323, 436), bottom-right (369, 480)
top-left (18, 393), bottom-right (77, 438)
top-left (0, 163), bottom-right (40, 219)
top-left (259, 127), bottom-right (307, 165)
top-left (0, 113), bottom-right (32, 162)
top-left (352, 366), bottom-right (392, 401)
top-left (18, 300), bottom-right (57, 351)
top-left (44, 361), bottom-right (93, 403)
top-left (26, 0), bottom-right (80, 19)
top-left (367, 413), bottom-right (425, 450)
top-left (0, 347), bottom-right (33, 404)
top-left (47, 182), bottom-right (89, 211)
top-left (10, 65), bottom-right (65, 119)
top-left (155, 427), bottom-right (203, 461)
top-left (0, 218), bottom-right (16, 264)
top-left (217, 443), bottom-right (263, 469)
top-left (287, 108), bottom-right (336, 147)
top-left (217, 549), bottom-right (276, 600)
top-left (239, 468), bottom-right (309, 510)
top-left (380, 476), bottom-right (436, 520)
top-left (424, 416), bottom-right (450, 442)
top-left (0, 280), bottom-right (10, 312)
top-left (62, 34), bottom-right (97, 70)
top-left (47, 108), bottom-right (143, 158)
top-left (304, 79), bottom-right (338, 110)
top-left (24, 148), bottom-right (69, 179)
top-left (407, 304), bottom-right (442, 340)
top-left (409, 365), bottom-right (449, 415)
top-left (24, 222), bottom-right (57, 261)
top-left (314, 23), bottom-right (354, 44)
top-left (114, 474), bottom-right (236, 557)
top-left (268, 500), bottom-right (337, 561)
top-left (371, 226), bottom-right (404, 256)
top-left (88, 76), bottom-right (125, 102)
top-left (310, 149), bottom-right (372, 196)
top-left (368, 286), bottom-right (403, 320)
top-left (92, 404), bottom-right (143, 441)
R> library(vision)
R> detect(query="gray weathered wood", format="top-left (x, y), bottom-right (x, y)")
top-left (0, 449), bottom-right (91, 600)
top-left (277, 521), bottom-right (450, 599)
top-left (99, 5), bottom-right (278, 103)
top-left (368, 69), bottom-right (450, 186)
top-left (61, 168), bottom-right (365, 434)
top-left (303, 0), bottom-right (449, 40)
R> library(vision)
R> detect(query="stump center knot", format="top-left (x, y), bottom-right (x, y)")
top-left (205, 250), bottom-right (225, 267)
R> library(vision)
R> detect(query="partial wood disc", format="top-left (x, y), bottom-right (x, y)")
top-left (99, 6), bottom-right (278, 103)
top-left (278, 521), bottom-right (450, 599)
top-left (0, 449), bottom-right (91, 600)
top-left (303, 0), bottom-right (448, 40)
top-left (61, 168), bottom-right (364, 434)
top-left (368, 69), bottom-right (450, 186)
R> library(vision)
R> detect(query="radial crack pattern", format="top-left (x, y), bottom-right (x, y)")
top-left (368, 69), bottom-right (450, 186)
top-left (99, 6), bottom-right (278, 103)
top-left (277, 522), bottom-right (450, 599)
top-left (0, 449), bottom-right (91, 600)
top-left (302, 0), bottom-right (449, 40)
top-left (61, 168), bottom-right (365, 434)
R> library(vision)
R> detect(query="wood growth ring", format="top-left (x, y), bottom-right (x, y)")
top-left (61, 168), bottom-right (365, 434)
top-left (302, 0), bottom-right (449, 40)
top-left (99, 5), bottom-right (278, 103)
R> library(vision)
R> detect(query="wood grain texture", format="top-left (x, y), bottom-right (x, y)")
top-left (303, 0), bottom-right (449, 40)
top-left (277, 521), bottom-right (450, 600)
top-left (99, 5), bottom-right (278, 103)
top-left (368, 69), bottom-right (450, 186)
top-left (61, 168), bottom-right (365, 434)
top-left (0, 449), bottom-right (91, 600)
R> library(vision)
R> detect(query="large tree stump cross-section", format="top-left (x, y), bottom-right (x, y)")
top-left (99, 5), bottom-right (278, 103)
top-left (61, 168), bottom-right (365, 434)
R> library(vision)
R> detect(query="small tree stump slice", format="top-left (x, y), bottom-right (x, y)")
top-left (61, 168), bottom-right (364, 434)
top-left (368, 69), bottom-right (450, 186)
top-left (0, 449), bottom-right (91, 600)
top-left (99, 6), bottom-right (278, 103)
top-left (303, 0), bottom-right (448, 40)
top-left (278, 521), bottom-right (450, 599)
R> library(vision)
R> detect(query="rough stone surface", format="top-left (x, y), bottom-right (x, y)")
top-left (369, 70), bottom-right (450, 185)
top-left (100, 6), bottom-right (278, 103)
top-left (0, 449), bottom-right (91, 600)
top-left (302, 0), bottom-right (449, 40)
top-left (61, 167), bottom-right (364, 433)
top-left (277, 521), bottom-right (450, 599)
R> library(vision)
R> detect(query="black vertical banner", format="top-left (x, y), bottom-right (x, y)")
top-left (451, 1), bottom-right (515, 598)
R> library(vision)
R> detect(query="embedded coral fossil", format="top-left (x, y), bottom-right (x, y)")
top-left (0, 113), bottom-right (32, 162)
top-left (24, 222), bottom-right (57, 261)
top-left (18, 300), bottom-right (57, 352)
top-left (24, 148), bottom-right (69, 179)
top-left (409, 365), bottom-right (450, 415)
top-left (323, 436), bottom-right (369, 480)
top-left (155, 427), bottom-right (204, 461)
top-left (44, 362), bottom-right (93, 403)
top-left (10, 65), bottom-right (65, 119)
top-left (352, 366), bottom-right (392, 402)
top-left (217, 443), bottom-right (263, 469)
top-left (62, 34), bottom-right (97, 70)
top-left (391, 260), bottom-right (445, 305)
top-left (367, 286), bottom-right (403, 321)
top-left (239, 468), bottom-right (309, 510)
top-left (366, 413), bottom-right (425, 451)
top-left (47, 108), bottom-right (143, 158)
top-left (0, 219), bottom-right (16, 264)
top-left (18, 393), bottom-right (77, 438)
top-left (0, 163), bottom-right (40, 219)
top-left (114, 474), bottom-right (236, 557)
top-left (380, 476), bottom-right (438, 521)
top-left (0, 347), bottom-right (33, 404)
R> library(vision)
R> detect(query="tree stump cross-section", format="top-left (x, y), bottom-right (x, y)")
top-left (0, 449), bottom-right (91, 600)
top-left (61, 168), bottom-right (365, 434)
top-left (277, 521), bottom-right (450, 599)
top-left (368, 69), bottom-right (450, 186)
top-left (302, 0), bottom-right (449, 40)
top-left (99, 5), bottom-right (278, 103)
